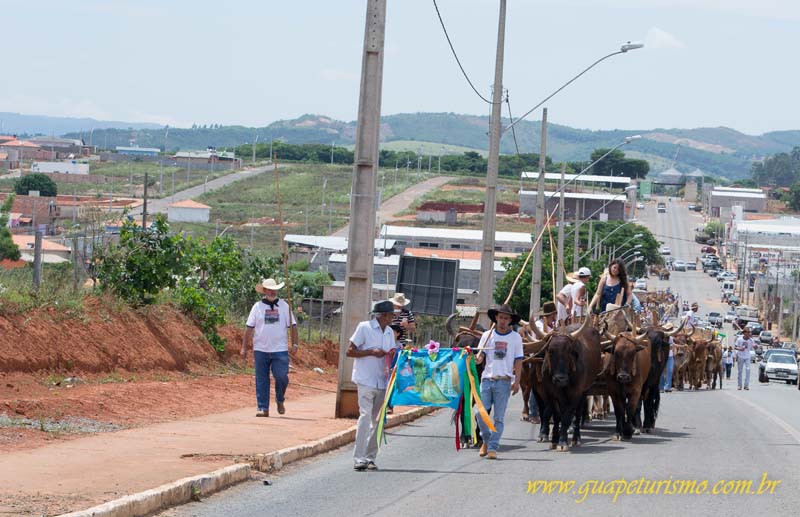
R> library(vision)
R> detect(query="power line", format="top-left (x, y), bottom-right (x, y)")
top-left (432, 0), bottom-right (498, 105)
top-left (504, 90), bottom-right (521, 155)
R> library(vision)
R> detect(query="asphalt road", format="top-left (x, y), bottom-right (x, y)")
top-left (165, 196), bottom-right (800, 516)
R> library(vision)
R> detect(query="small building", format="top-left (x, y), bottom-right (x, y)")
top-left (28, 136), bottom-right (86, 158)
top-left (174, 150), bottom-right (242, 169)
top-left (0, 139), bottom-right (51, 160)
top-left (168, 199), bottom-right (211, 223)
top-left (521, 172), bottom-right (632, 189)
top-left (11, 235), bottom-right (71, 263)
top-left (0, 194), bottom-right (59, 227)
top-left (380, 225), bottom-right (533, 254)
top-left (707, 187), bottom-right (766, 215)
top-left (519, 190), bottom-right (627, 221)
top-left (0, 151), bottom-right (18, 170)
top-left (116, 146), bottom-right (161, 157)
top-left (32, 161), bottom-right (90, 174)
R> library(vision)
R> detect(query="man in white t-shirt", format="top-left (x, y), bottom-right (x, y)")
top-left (684, 302), bottom-right (699, 329)
top-left (735, 328), bottom-right (756, 390)
top-left (555, 282), bottom-right (573, 327)
top-left (241, 278), bottom-right (298, 417)
top-left (570, 267), bottom-right (592, 318)
top-left (475, 304), bottom-right (524, 460)
top-left (347, 300), bottom-right (397, 471)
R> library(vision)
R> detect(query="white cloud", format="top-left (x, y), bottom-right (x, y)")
top-left (645, 27), bottom-right (687, 49)
top-left (319, 69), bottom-right (359, 83)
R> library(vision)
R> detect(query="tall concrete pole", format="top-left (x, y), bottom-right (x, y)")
top-left (572, 215), bottom-right (580, 271)
top-left (529, 108), bottom-right (548, 315)
top-left (556, 162), bottom-right (566, 294)
top-left (587, 220), bottom-right (594, 262)
top-left (477, 0), bottom-right (507, 323)
top-left (335, 0), bottom-right (386, 419)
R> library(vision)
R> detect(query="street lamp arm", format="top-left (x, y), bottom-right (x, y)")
top-left (504, 48), bottom-right (632, 134)
top-left (544, 139), bottom-right (639, 201)
top-left (579, 220), bottom-right (634, 261)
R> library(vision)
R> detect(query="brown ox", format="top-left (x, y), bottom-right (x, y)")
top-left (706, 340), bottom-right (723, 390)
top-left (530, 302), bottom-right (602, 451)
top-left (671, 343), bottom-right (692, 390)
top-left (687, 335), bottom-right (711, 390)
top-left (602, 318), bottom-right (651, 440)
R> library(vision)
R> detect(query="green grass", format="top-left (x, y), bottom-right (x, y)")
top-left (0, 263), bottom-right (87, 315)
top-left (395, 176), bottom-right (520, 216)
top-left (172, 163), bottom-right (432, 253)
top-left (378, 140), bottom-right (488, 157)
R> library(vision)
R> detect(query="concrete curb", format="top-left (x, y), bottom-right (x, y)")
top-left (59, 407), bottom-right (436, 517)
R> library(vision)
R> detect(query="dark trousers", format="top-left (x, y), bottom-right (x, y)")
top-left (254, 350), bottom-right (289, 411)
top-left (725, 363), bottom-right (732, 379)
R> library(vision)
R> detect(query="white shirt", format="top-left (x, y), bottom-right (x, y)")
top-left (723, 350), bottom-right (734, 365)
top-left (684, 310), bottom-right (696, 329)
top-left (245, 299), bottom-right (297, 353)
top-left (535, 319), bottom-right (553, 333)
top-left (477, 328), bottom-right (524, 380)
top-left (556, 284), bottom-right (572, 323)
top-left (570, 280), bottom-right (587, 317)
top-left (734, 336), bottom-right (755, 361)
top-left (349, 319), bottom-right (395, 389)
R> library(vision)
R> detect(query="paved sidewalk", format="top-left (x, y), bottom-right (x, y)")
top-left (0, 393), bottom-right (416, 515)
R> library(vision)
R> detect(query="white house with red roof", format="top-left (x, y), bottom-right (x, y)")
top-left (167, 199), bottom-right (211, 223)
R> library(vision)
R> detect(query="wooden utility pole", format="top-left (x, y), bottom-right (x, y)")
top-left (556, 162), bottom-right (566, 294)
top-left (32, 230), bottom-right (42, 291)
top-left (477, 0), bottom-right (508, 324)
top-left (142, 171), bottom-right (148, 229)
top-left (336, 0), bottom-right (387, 419)
top-left (529, 108), bottom-right (548, 315)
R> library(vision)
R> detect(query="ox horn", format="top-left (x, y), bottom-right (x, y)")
top-left (570, 296), bottom-right (596, 339)
top-left (601, 320), bottom-right (618, 342)
top-left (445, 313), bottom-right (459, 338)
top-left (623, 311), bottom-right (649, 343)
top-left (529, 320), bottom-right (549, 340)
top-left (664, 316), bottom-right (687, 337)
top-left (685, 324), bottom-right (695, 338)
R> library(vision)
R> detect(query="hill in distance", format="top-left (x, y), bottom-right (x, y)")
top-left (49, 111), bottom-right (799, 179)
top-left (0, 111), bottom-right (161, 137)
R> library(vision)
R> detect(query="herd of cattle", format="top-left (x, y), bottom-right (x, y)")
top-left (446, 298), bottom-right (724, 451)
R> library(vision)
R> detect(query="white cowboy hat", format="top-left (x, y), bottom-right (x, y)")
top-left (390, 293), bottom-right (411, 307)
top-left (256, 278), bottom-right (285, 294)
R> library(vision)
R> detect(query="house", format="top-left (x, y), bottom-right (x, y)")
top-left (167, 199), bottom-right (211, 223)
top-left (0, 194), bottom-right (59, 227)
top-left (174, 150), bottom-right (242, 168)
top-left (0, 151), bottom-right (18, 170)
top-left (11, 234), bottom-right (71, 263)
top-left (116, 146), bottom-right (161, 157)
top-left (0, 139), bottom-right (52, 160)
top-left (28, 137), bottom-right (85, 158)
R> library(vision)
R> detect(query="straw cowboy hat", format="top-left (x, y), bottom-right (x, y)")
top-left (391, 293), bottom-right (411, 307)
top-left (488, 304), bottom-right (522, 325)
top-left (538, 301), bottom-right (557, 317)
top-left (255, 278), bottom-right (285, 294)
top-left (662, 322), bottom-right (675, 331)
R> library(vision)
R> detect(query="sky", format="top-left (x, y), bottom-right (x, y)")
top-left (1, 0), bottom-right (798, 134)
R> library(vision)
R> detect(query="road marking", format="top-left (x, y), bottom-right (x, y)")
top-left (724, 389), bottom-right (800, 444)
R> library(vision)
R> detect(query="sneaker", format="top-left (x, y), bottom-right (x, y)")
top-left (487, 451), bottom-right (498, 460)
top-left (479, 442), bottom-right (488, 457)
top-left (256, 410), bottom-right (269, 417)
top-left (366, 461), bottom-right (378, 471)
top-left (744, 387), bottom-right (749, 390)
top-left (737, 386), bottom-right (742, 390)
top-left (277, 402), bottom-right (286, 415)
top-left (353, 462), bottom-right (368, 471)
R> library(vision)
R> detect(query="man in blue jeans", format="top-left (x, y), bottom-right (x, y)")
top-left (241, 278), bottom-right (298, 417)
top-left (475, 304), bottom-right (523, 460)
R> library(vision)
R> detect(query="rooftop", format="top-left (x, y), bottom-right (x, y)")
top-left (403, 247), bottom-right (519, 260)
top-left (520, 172), bottom-right (632, 185)
top-left (714, 186), bottom-right (764, 194)
top-left (328, 253), bottom-right (507, 272)
top-left (381, 224), bottom-right (533, 244)
top-left (735, 217), bottom-right (800, 235)
top-left (284, 234), bottom-right (395, 251)
top-left (711, 190), bottom-right (766, 199)
top-left (169, 199), bottom-right (211, 209)
top-left (519, 190), bottom-right (628, 201)
top-left (12, 235), bottom-right (70, 252)
top-left (116, 146), bottom-right (161, 153)
top-left (0, 140), bottom-right (40, 148)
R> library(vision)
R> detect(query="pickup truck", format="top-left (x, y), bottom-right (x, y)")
top-left (657, 202), bottom-right (666, 213)
top-left (735, 305), bottom-right (759, 329)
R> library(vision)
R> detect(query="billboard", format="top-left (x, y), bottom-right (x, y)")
top-left (395, 256), bottom-right (459, 316)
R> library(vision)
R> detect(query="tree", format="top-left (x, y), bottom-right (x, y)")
top-left (789, 182), bottom-right (800, 211)
top-left (14, 173), bottom-right (57, 197)
top-left (0, 194), bottom-right (20, 261)
top-left (751, 146), bottom-right (800, 187)
top-left (589, 149), bottom-right (649, 179)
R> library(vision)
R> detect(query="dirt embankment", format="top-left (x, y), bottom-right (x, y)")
top-left (0, 298), bottom-right (235, 374)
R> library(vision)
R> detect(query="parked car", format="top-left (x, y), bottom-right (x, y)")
top-left (708, 269), bottom-right (720, 278)
top-left (763, 354), bottom-right (798, 384)
top-left (688, 204), bottom-right (697, 211)
top-left (686, 261), bottom-right (697, 271)
top-left (674, 260), bottom-right (686, 271)
top-left (634, 278), bottom-right (647, 291)
top-left (759, 348), bottom-right (797, 381)
top-left (657, 202), bottom-right (666, 213)
top-left (728, 295), bottom-right (741, 306)
top-left (745, 322), bottom-right (764, 336)
top-left (701, 246), bottom-right (717, 254)
top-left (759, 331), bottom-right (774, 345)
top-left (724, 310), bottom-right (736, 323)
top-left (661, 246), bottom-right (671, 255)
top-left (637, 202), bottom-right (645, 209)
top-left (707, 312), bottom-right (723, 328)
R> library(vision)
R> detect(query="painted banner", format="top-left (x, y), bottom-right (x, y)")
top-left (390, 348), bottom-right (467, 409)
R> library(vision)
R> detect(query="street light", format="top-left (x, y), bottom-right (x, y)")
top-left (616, 233), bottom-right (644, 254)
top-left (504, 42), bottom-right (644, 134)
top-left (618, 249), bottom-right (641, 263)
top-left (580, 220), bottom-right (637, 261)
top-left (625, 255), bottom-right (644, 269)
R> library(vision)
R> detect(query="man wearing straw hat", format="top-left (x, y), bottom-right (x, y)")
top-left (475, 304), bottom-right (524, 460)
top-left (390, 293), bottom-right (416, 344)
top-left (347, 300), bottom-right (397, 471)
top-left (241, 278), bottom-right (298, 417)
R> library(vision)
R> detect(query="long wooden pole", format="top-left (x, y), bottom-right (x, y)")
top-left (273, 155), bottom-right (295, 327)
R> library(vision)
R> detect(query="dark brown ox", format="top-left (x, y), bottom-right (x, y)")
top-left (706, 340), bottom-right (723, 390)
top-left (671, 343), bottom-right (691, 390)
top-left (602, 317), bottom-right (651, 440)
top-left (636, 317), bottom-right (687, 432)
top-left (529, 303), bottom-right (602, 451)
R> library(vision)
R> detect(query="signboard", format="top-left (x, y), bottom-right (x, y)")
top-left (639, 181), bottom-right (652, 200)
top-left (395, 256), bottom-right (459, 316)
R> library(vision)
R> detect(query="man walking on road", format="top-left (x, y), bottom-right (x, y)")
top-left (241, 279), bottom-right (298, 417)
top-left (735, 328), bottom-right (756, 390)
top-left (347, 300), bottom-right (397, 471)
top-left (475, 304), bottom-right (524, 460)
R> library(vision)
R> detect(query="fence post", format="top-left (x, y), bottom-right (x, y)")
top-left (32, 230), bottom-right (43, 291)
top-left (320, 298), bottom-right (325, 340)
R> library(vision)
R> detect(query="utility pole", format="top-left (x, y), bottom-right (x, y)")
top-left (33, 230), bottom-right (43, 291)
top-left (529, 108), bottom-right (548, 315)
top-left (587, 220), bottom-right (594, 261)
top-left (336, 0), bottom-right (386, 419)
top-left (573, 215), bottom-right (580, 270)
top-left (142, 171), bottom-right (148, 229)
top-left (556, 162), bottom-right (566, 293)
top-left (477, 0), bottom-right (507, 324)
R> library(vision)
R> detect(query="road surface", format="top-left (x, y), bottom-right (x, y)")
top-left (165, 196), bottom-right (800, 516)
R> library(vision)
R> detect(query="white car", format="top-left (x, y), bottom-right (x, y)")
top-left (634, 279), bottom-right (647, 291)
top-left (661, 246), bottom-right (671, 255)
top-left (673, 260), bottom-right (686, 271)
top-left (637, 202), bottom-right (645, 209)
top-left (763, 354), bottom-right (798, 384)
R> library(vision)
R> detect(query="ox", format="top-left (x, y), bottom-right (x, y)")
top-left (706, 340), bottom-right (723, 390)
top-left (529, 305), bottom-right (602, 451)
top-left (671, 342), bottom-right (691, 391)
top-left (602, 317), bottom-right (651, 440)
top-left (636, 318), bottom-right (686, 432)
